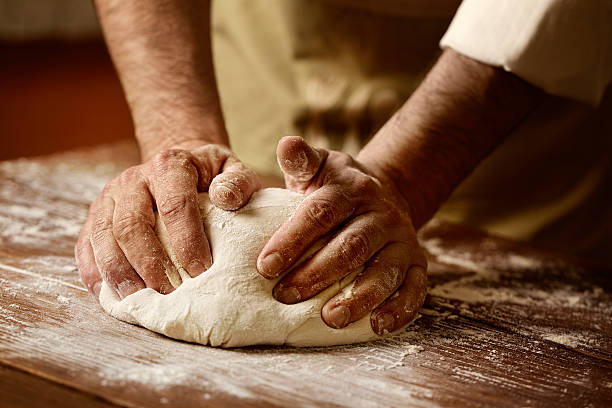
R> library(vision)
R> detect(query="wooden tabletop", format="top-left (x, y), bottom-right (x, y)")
top-left (1, 142), bottom-right (611, 408)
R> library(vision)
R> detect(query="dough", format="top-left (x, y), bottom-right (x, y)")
top-left (99, 188), bottom-right (381, 347)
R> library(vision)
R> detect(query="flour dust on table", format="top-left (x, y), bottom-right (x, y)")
top-left (99, 188), bottom-right (388, 347)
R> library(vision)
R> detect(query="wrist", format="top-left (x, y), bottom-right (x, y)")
top-left (358, 49), bottom-right (542, 229)
top-left (358, 143), bottom-right (441, 230)
top-left (135, 112), bottom-right (229, 162)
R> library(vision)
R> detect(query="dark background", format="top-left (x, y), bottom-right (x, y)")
top-left (0, 0), bottom-right (132, 160)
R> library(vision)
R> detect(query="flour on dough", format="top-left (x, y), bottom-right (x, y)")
top-left (99, 188), bottom-right (381, 347)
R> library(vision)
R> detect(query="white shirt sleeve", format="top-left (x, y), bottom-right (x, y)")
top-left (440, 0), bottom-right (612, 106)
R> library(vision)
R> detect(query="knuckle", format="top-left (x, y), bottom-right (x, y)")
top-left (153, 149), bottom-right (192, 171)
top-left (198, 145), bottom-right (231, 167)
top-left (353, 175), bottom-right (378, 195)
top-left (90, 216), bottom-right (112, 239)
top-left (338, 231), bottom-right (370, 267)
top-left (333, 151), bottom-right (354, 167)
top-left (157, 194), bottom-right (192, 219)
top-left (380, 205), bottom-right (406, 231)
top-left (112, 212), bottom-right (147, 243)
top-left (154, 149), bottom-right (180, 163)
top-left (118, 166), bottom-right (142, 185)
top-left (202, 143), bottom-right (230, 156)
top-left (306, 198), bottom-right (338, 230)
top-left (386, 204), bottom-right (402, 220)
top-left (383, 212), bottom-right (401, 232)
top-left (231, 163), bottom-right (256, 182)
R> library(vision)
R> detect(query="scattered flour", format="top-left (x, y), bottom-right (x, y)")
top-left (56, 295), bottom-right (70, 305)
top-left (423, 236), bottom-right (605, 311)
top-left (99, 364), bottom-right (192, 390)
top-left (542, 333), bottom-right (583, 348)
top-left (0, 142), bottom-right (136, 249)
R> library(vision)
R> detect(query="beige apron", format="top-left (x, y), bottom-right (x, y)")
top-left (212, 0), bottom-right (612, 264)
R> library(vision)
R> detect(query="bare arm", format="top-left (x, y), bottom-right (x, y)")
top-left (259, 49), bottom-right (543, 333)
top-left (359, 49), bottom-right (543, 228)
top-left (77, 1), bottom-right (261, 301)
top-left (95, 0), bottom-right (227, 159)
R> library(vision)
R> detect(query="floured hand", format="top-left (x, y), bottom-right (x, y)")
top-left (257, 136), bottom-right (427, 335)
top-left (76, 141), bottom-right (261, 300)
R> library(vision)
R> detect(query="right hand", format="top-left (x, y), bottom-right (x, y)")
top-left (75, 141), bottom-right (261, 300)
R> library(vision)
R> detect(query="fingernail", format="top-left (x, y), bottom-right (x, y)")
top-left (374, 312), bottom-right (395, 335)
top-left (188, 259), bottom-right (210, 276)
top-left (92, 281), bottom-right (102, 298)
top-left (274, 285), bottom-right (301, 304)
top-left (117, 280), bottom-right (142, 299)
top-left (159, 282), bottom-right (175, 295)
top-left (214, 184), bottom-right (242, 210)
top-left (326, 305), bottom-right (350, 329)
top-left (258, 252), bottom-right (284, 278)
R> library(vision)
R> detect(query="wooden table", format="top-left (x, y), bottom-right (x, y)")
top-left (1, 142), bottom-right (611, 407)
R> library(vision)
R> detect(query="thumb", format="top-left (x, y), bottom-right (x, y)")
top-left (276, 136), bottom-right (327, 189)
top-left (209, 156), bottom-right (261, 211)
top-left (190, 144), bottom-right (261, 211)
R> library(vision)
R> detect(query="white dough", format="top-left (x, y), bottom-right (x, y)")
top-left (99, 188), bottom-right (381, 347)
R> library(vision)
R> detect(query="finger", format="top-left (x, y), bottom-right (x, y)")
top-left (209, 155), bottom-right (261, 211)
top-left (112, 168), bottom-right (175, 294)
top-left (148, 150), bottom-right (212, 277)
top-left (257, 185), bottom-right (354, 279)
top-left (75, 217), bottom-right (102, 298)
top-left (89, 194), bottom-right (145, 299)
top-left (272, 214), bottom-right (388, 304)
top-left (321, 242), bottom-right (411, 329)
top-left (189, 144), bottom-right (233, 191)
top-left (371, 265), bottom-right (428, 335)
top-left (190, 144), bottom-right (261, 210)
top-left (276, 136), bottom-right (328, 189)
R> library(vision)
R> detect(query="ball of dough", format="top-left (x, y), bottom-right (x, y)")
top-left (99, 188), bottom-right (380, 347)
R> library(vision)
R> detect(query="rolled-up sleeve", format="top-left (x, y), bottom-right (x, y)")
top-left (440, 0), bottom-right (612, 106)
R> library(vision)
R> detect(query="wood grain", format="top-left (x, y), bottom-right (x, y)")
top-left (1, 142), bottom-right (611, 407)
top-left (0, 363), bottom-right (123, 408)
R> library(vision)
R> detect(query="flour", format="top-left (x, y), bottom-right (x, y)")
top-left (99, 364), bottom-right (192, 390)
top-left (56, 295), bottom-right (70, 305)
top-left (0, 143), bottom-right (136, 251)
top-left (542, 333), bottom-right (587, 348)
top-left (422, 235), bottom-right (605, 310)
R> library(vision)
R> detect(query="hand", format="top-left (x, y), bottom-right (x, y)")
top-left (257, 136), bottom-right (427, 335)
top-left (76, 141), bottom-right (261, 300)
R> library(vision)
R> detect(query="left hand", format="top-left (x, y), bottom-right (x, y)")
top-left (257, 136), bottom-right (427, 335)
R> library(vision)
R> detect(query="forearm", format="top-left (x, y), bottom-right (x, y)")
top-left (358, 49), bottom-right (543, 228)
top-left (95, 0), bottom-right (228, 160)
